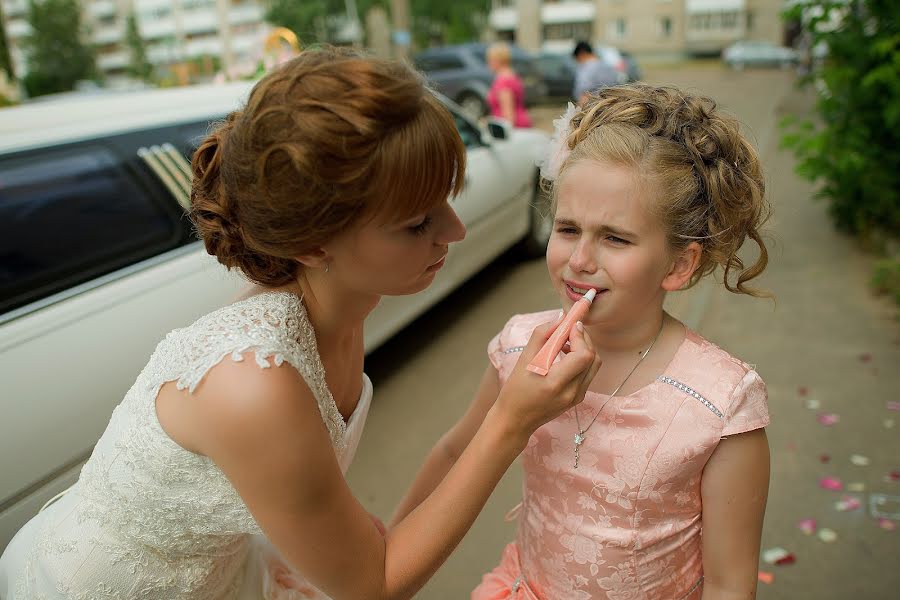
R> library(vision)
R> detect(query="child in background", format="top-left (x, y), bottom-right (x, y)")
top-left (392, 84), bottom-right (773, 599)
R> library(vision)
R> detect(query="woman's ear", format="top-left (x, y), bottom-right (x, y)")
top-left (662, 241), bottom-right (702, 292)
top-left (294, 248), bottom-right (329, 270)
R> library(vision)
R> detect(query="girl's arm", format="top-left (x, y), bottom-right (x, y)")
top-left (185, 320), bottom-right (599, 600)
top-left (497, 87), bottom-right (516, 124)
top-left (700, 428), bottom-right (770, 600)
top-left (390, 364), bottom-right (502, 526)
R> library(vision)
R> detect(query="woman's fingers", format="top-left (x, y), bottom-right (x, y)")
top-left (518, 312), bottom-right (564, 363)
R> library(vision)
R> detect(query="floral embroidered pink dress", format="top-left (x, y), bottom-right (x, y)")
top-left (472, 312), bottom-right (770, 600)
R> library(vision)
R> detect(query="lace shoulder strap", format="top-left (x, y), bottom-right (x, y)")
top-left (149, 291), bottom-right (347, 447)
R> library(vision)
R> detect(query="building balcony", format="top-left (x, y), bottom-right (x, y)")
top-left (6, 18), bottom-right (31, 39)
top-left (228, 3), bottom-right (264, 25)
top-left (185, 36), bottom-right (224, 57)
top-left (140, 18), bottom-right (177, 40)
top-left (489, 1), bottom-right (595, 32)
top-left (87, 0), bottom-right (117, 20)
top-left (230, 31), bottom-right (264, 54)
top-left (2, 0), bottom-right (27, 19)
top-left (92, 24), bottom-right (124, 45)
top-left (182, 10), bottom-right (221, 35)
top-left (97, 50), bottom-right (129, 71)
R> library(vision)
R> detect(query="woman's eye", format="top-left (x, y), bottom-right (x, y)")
top-left (409, 216), bottom-right (433, 236)
top-left (556, 226), bottom-right (578, 235)
top-left (607, 235), bottom-right (629, 245)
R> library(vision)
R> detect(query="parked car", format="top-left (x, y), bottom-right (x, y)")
top-left (722, 40), bottom-right (799, 70)
top-left (414, 43), bottom-right (547, 120)
top-left (535, 51), bottom-right (579, 98)
top-left (535, 44), bottom-right (639, 99)
top-left (620, 49), bottom-right (643, 82)
top-left (0, 83), bottom-right (551, 551)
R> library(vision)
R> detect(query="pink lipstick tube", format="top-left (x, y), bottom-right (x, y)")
top-left (527, 288), bottom-right (597, 376)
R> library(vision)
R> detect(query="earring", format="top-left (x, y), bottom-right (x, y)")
top-left (324, 262), bottom-right (329, 273)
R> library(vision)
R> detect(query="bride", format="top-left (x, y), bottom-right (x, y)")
top-left (0, 47), bottom-right (600, 599)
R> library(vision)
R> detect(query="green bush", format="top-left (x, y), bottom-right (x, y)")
top-left (780, 0), bottom-right (900, 239)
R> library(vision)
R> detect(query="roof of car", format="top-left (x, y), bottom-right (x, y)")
top-left (0, 80), bottom-right (255, 155)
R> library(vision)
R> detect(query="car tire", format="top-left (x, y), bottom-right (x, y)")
top-left (457, 93), bottom-right (487, 121)
top-left (519, 174), bottom-right (554, 258)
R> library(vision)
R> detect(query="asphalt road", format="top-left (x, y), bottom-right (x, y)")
top-left (347, 63), bottom-right (900, 599)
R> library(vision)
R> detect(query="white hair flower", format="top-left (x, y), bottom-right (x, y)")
top-left (537, 102), bottom-right (578, 181)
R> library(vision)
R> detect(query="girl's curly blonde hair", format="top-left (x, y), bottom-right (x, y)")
top-left (553, 84), bottom-right (771, 296)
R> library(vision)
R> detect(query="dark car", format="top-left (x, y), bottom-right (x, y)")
top-left (535, 46), bottom-right (641, 100)
top-left (535, 52), bottom-right (578, 99)
top-left (414, 43), bottom-right (547, 120)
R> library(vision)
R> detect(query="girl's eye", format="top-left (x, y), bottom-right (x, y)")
top-left (409, 216), bottom-right (433, 236)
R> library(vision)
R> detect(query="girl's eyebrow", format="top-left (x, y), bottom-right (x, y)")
top-left (554, 217), bottom-right (637, 238)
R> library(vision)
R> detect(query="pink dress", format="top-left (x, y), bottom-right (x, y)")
top-left (472, 312), bottom-right (770, 600)
top-left (487, 73), bottom-right (532, 128)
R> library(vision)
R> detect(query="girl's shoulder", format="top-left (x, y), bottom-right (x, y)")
top-left (669, 329), bottom-right (769, 435)
top-left (487, 311), bottom-right (558, 377)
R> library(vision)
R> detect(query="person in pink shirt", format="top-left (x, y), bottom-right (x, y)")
top-left (486, 42), bottom-right (532, 128)
top-left (393, 84), bottom-right (773, 599)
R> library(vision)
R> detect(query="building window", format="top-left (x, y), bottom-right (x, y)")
top-left (746, 11), bottom-right (755, 32)
top-left (657, 16), bottom-right (672, 37)
top-left (543, 22), bottom-right (592, 41)
top-left (607, 18), bottom-right (626, 40)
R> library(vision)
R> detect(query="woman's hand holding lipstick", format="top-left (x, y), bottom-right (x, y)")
top-left (488, 315), bottom-right (602, 446)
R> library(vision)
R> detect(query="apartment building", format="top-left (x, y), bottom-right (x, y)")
top-left (0, 0), bottom-right (271, 82)
top-left (489, 0), bottom-right (787, 57)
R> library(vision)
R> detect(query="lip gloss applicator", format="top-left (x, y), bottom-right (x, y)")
top-left (527, 288), bottom-right (597, 376)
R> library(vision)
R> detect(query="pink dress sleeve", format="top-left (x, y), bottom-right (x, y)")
top-left (488, 311), bottom-right (559, 383)
top-left (722, 369), bottom-right (770, 436)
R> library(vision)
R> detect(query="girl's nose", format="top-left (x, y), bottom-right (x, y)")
top-left (568, 238), bottom-right (597, 273)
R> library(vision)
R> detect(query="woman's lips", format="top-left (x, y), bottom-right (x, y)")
top-left (426, 256), bottom-right (446, 272)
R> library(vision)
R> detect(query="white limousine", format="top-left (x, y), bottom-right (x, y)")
top-left (0, 81), bottom-right (551, 550)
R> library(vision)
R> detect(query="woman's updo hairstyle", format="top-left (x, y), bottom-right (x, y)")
top-left (557, 84), bottom-right (771, 296)
top-left (190, 47), bottom-right (466, 286)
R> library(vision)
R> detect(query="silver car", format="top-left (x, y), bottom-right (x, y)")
top-left (722, 40), bottom-right (799, 70)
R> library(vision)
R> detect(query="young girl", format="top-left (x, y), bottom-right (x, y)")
top-left (0, 48), bottom-right (600, 599)
top-left (393, 85), bottom-right (772, 599)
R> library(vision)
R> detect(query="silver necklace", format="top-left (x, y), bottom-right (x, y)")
top-left (573, 320), bottom-right (665, 468)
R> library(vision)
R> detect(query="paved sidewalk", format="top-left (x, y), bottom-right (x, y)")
top-left (697, 85), bottom-right (900, 599)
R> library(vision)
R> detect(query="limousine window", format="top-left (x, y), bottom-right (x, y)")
top-left (0, 145), bottom-right (182, 314)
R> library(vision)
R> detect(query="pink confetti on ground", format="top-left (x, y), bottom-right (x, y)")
top-left (887, 470), bottom-right (900, 483)
top-left (820, 476), bottom-right (843, 491)
top-left (775, 553), bottom-right (796, 566)
top-left (818, 528), bottom-right (838, 543)
top-left (758, 571), bottom-right (775, 584)
top-left (887, 401), bottom-right (900, 411)
top-left (818, 413), bottom-right (840, 426)
top-left (878, 518), bottom-right (896, 531)
top-left (786, 441), bottom-right (798, 452)
top-left (798, 386), bottom-right (809, 397)
top-left (859, 353), bottom-right (872, 363)
top-left (835, 496), bottom-right (862, 511)
top-left (819, 454), bottom-right (832, 464)
top-left (762, 547), bottom-right (790, 564)
top-left (798, 518), bottom-right (817, 535)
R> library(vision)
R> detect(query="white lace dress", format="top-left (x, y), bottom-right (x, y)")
top-left (0, 292), bottom-right (372, 600)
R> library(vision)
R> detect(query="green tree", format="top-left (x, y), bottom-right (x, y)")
top-left (265, 0), bottom-right (378, 44)
top-left (410, 0), bottom-right (488, 47)
top-left (22, 0), bottom-right (97, 97)
top-left (781, 0), bottom-right (900, 238)
top-left (0, 0), bottom-right (14, 79)
top-left (125, 12), bottom-right (154, 82)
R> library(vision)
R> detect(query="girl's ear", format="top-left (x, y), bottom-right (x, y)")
top-left (662, 241), bottom-right (702, 292)
top-left (294, 248), bottom-right (329, 270)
